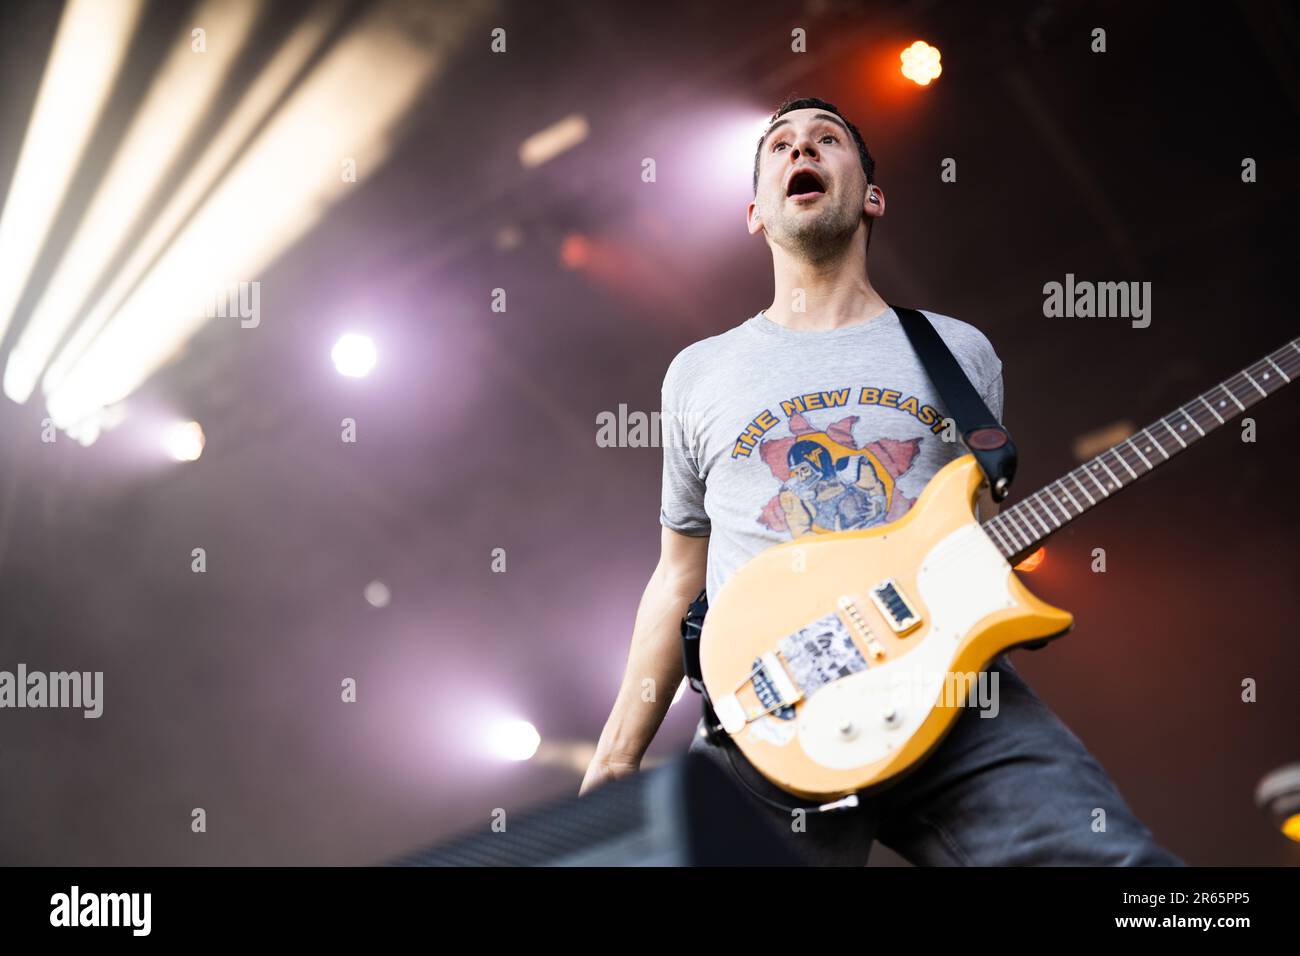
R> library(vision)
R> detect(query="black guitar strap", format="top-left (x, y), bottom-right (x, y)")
top-left (892, 305), bottom-right (1017, 501)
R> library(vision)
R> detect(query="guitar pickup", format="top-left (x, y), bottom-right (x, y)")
top-left (869, 579), bottom-right (920, 634)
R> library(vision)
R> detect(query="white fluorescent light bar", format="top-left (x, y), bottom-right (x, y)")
top-left (45, 0), bottom-right (463, 432)
top-left (3, 0), bottom-right (262, 404)
top-left (39, 0), bottom-right (349, 405)
top-left (0, 0), bottom-right (145, 345)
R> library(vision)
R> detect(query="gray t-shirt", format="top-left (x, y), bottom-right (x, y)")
top-left (660, 307), bottom-right (1004, 605)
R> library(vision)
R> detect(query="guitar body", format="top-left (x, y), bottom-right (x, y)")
top-left (698, 454), bottom-right (1074, 801)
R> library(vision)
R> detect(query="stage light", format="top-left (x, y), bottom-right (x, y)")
top-left (331, 333), bottom-right (377, 378)
top-left (1015, 547), bottom-right (1046, 572)
top-left (0, 0), bottom-right (145, 345)
top-left (1256, 763), bottom-right (1300, 841)
top-left (42, 0), bottom-right (465, 436)
top-left (559, 233), bottom-right (591, 270)
top-left (39, 4), bottom-right (345, 415)
top-left (687, 111), bottom-right (770, 204)
top-left (495, 224), bottom-right (523, 251)
top-left (488, 719), bottom-right (541, 762)
top-left (900, 40), bottom-right (942, 86)
top-left (3, 0), bottom-right (259, 405)
top-left (519, 113), bottom-right (589, 169)
top-left (364, 580), bottom-right (391, 608)
top-left (1072, 421), bottom-right (1135, 462)
top-left (167, 421), bottom-right (205, 462)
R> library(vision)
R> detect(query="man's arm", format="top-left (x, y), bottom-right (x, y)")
top-left (579, 526), bottom-right (707, 795)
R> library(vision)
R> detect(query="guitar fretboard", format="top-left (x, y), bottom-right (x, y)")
top-left (981, 337), bottom-right (1300, 562)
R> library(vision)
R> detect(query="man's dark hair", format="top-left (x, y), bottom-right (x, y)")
top-left (752, 96), bottom-right (875, 195)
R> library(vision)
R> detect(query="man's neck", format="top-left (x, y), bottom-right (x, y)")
top-left (764, 242), bottom-right (889, 331)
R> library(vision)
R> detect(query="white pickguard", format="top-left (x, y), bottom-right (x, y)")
top-left (796, 523), bottom-right (1016, 770)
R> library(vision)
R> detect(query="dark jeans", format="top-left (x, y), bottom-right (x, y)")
top-left (687, 653), bottom-right (1184, 866)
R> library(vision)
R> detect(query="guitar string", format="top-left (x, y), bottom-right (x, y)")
top-left (981, 344), bottom-right (1299, 560)
top-left (901, 345), bottom-right (1300, 577)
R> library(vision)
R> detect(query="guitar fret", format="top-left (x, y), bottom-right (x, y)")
top-left (1266, 357), bottom-right (1290, 383)
top-left (1047, 485), bottom-right (1074, 519)
top-left (1055, 479), bottom-right (1081, 513)
top-left (1004, 513), bottom-right (1032, 550)
top-left (1084, 465), bottom-right (1110, 497)
top-left (1033, 488), bottom-right (1064, 525)
top-left (1199, 396), bottom-right (1224, 424)
top-left (985, 519), bottom-right (1014, 555)
top-left (1037, 492), bottom-right (1063, 528)
top-left (1107, 450), bottom-right (1136, 482)
top-left (1242, 370), bottom-right (1267, 398)
top-left (1179, 407), bottom-right (1206, 436)
top-left (1158, 418), bottom-right (1186, 448)
top-left (1024, 499), bottom-right (1053, 535)
top-left (1140, 427), bottom-right (1169, 459)
top-left (1069, 472), bottom-right (1096, 505)
top-left (1221, 385), bottom-right (1245, 412)
top-left (1014, 513), bottom-right (1037, 550)
top-left (1126, 437), bottom-right (1153, 470)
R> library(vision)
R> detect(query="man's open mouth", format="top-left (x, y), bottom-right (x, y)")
top-left (786, 169), bottom-right (826, 200)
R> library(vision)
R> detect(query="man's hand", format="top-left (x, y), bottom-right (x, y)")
top-left (582, 527), bottom-right (706, 796)
top-left (579, 755), bottom-right (639, 796)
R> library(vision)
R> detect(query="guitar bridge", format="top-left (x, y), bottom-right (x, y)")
top-left (713, 652), bottom-right (802, 735)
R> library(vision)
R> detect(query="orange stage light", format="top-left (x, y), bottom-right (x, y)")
top-left (900, 40), bottom-right (942, 86)
top-left (559, 233), bottom-right (591, 270)
top-left (1015, 547), bottom-right (1046, 572)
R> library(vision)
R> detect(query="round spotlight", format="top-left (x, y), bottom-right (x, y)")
top-left (488, 719), bottom-right (541, 761)
top-left (331, 333), bottom-right (377, 378)
top-left (900, 40), bottom-right (943, 86)
top-left (559, 233), bottom-right (590, 270)
top-left (364, 580), bottom-right (391, 608)
top-left (167, 421), bottom-right (205, 462)
top-left (1255, 763), bottom-right (1300, 842)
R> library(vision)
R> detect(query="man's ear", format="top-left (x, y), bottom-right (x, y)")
top-left (746, 199), bottom-right (764, 237)
top-left (863, 183), bottom-right (886, 219)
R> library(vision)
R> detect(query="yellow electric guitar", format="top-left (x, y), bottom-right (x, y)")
top-left (698, 337), bottom-right (1299, 801)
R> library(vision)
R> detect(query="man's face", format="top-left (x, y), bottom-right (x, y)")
top-left (749, 108), bottom-right (871, 259)
top-left (789, 460), bottom-right (817, 483)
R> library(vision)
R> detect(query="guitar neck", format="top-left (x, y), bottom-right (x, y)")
top-left (981, 337), bottom-right (1300, 563)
